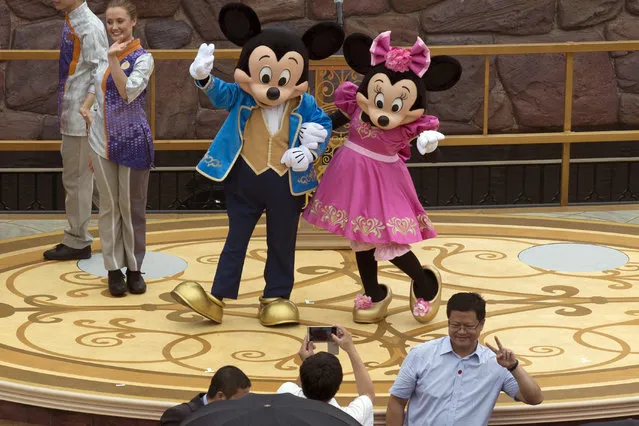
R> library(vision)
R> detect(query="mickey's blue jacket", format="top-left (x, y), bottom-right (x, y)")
top-left (195, 76), bottom-right (332, 195)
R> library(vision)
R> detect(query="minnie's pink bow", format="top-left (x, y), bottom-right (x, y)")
top-left (370, 31), bottom-right (431, 77)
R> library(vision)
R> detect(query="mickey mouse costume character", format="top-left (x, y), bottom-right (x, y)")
top-left (171, 3), bottom-right (344, 326)
top-left (303, 31), bottom-right (462, 324)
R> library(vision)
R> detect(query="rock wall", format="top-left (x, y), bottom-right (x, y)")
top-left (1, 0), bottom-right (638, 141)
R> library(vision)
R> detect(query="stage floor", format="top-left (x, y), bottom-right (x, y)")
top-left (1, 208), bottom-right (639, 424)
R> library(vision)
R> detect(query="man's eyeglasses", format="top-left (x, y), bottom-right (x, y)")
top-left (448, 321), bottom-right (481, 332)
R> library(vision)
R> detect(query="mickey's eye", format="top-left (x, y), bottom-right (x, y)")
top-left (391, 98), bottom-right (403, 113)
top-left (278, 70), bottom-right (291, 86)
top-left (374, 92), bottom-right (384, 109)
top-left (259, 67), bottom-right (272, 84)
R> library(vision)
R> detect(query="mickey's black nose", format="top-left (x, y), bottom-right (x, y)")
top-left (378, 115), bottom-right (389, 127)
top-left (267, 87), bottom-right (280, 100)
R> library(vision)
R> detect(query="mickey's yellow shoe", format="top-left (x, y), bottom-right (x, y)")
top-left (171, 281), bottom-right (225, 324)
top-left (258, 297), bottom-right (299, 326)
top-left (409, 266), bottom-right (442, 323)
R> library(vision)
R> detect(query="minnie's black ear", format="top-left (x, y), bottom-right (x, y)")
top-left (302, 22), bottom-right (345, 60)
top-left (219, 3), bottom-right (261, 46)
top-left (343, 33), bottom-right (373, 75)
top-left (422, 55), bottom-right (462, 91)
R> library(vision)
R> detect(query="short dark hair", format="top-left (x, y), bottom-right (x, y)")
top-left (446, 292), bottom-right (486, 322)
top-left (207, 366), bottom-right (251, 399)
top-left (300, 352), bottom-right (343, 402)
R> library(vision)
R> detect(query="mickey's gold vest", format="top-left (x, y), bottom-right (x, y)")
top-left (241, 100), bottom-right (297, 176)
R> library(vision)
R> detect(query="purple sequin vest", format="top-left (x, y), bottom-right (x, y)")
top-left (58, 20), bottom-right (75, 123)
top-left (104, 45), bottom-right (154, 170)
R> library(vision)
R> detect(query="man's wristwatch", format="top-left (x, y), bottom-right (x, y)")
top-left (507, 359), bottom-right (519, 372)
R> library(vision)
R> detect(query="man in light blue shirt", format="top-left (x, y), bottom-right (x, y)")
top-left (386, 292), bottom-right (543, 426)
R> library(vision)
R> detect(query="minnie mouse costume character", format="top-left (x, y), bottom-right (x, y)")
top-left (171, 3), bottom-right (344, 326)
top-left (303, 31), bottom-right (462, 324)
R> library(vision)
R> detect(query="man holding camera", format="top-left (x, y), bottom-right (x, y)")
top-left (277, 325), bottom-right (375, 426)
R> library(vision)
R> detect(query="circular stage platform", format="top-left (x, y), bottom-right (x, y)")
top-left (1, 212), bottom-right (639, 424)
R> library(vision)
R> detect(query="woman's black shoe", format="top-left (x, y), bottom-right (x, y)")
top-left (126, 270), bottom-right (147, 294)
top-left (108, 270), bottom-right (127, 297)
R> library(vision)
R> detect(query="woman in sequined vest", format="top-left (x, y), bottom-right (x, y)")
top-left (88, 0), bottom-right (154, 297)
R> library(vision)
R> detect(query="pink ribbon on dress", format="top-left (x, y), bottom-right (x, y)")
top-left (369, 31), bottom-right (431, 77)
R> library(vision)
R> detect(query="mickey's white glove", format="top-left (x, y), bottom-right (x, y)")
top-left (281, 146), bottom-right (314, 172)
top-left (298, 122), bottom-right (328, 150)
top-left (416, 130), bottom-right (445, 155)
top-left (189, 43), bottom-right (215, 80)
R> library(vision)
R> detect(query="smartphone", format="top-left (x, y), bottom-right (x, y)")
top-left (308, 326), bottom-right (337, 342)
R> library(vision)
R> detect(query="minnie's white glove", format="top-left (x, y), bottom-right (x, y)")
top-left (189, 43), bottom-right (215, 80)
top-left (281, 146), bottom-right (314, 172)
top-left (298, 122), bottom-right (328, 150)
top-left (416, 130), bottom-right (445, 155)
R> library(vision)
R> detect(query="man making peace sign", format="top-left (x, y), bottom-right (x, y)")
top-left (386, 292), bottom-right (543, 426)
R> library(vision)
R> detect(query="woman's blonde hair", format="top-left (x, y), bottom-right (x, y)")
top-left (106, 0), bottom-right (137, 20)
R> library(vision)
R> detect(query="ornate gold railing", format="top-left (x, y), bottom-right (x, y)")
top-left (2, 40), bottom-right (639, 206)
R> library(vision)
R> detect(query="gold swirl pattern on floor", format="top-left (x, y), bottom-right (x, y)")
top-left (1, 213), bottom-right (638, 423)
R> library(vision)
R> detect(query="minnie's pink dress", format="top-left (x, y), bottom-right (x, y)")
top-left (303, 82), bottom-right (438, 261)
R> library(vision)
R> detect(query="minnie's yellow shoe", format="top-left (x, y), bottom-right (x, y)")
top-left (171, 281), bottom-right (225, 324)
top-left (352, 284), bottom-right (393, 324)
top-left (410, 266), bottom-right (442, 323)
top-left (258, 297), bottom-right (299, 326)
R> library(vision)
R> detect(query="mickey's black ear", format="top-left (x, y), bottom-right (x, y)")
top-left (422, 56), bottom-right (462, 91)
top-left (219, 3), bottom-right (261, 46)
top-left (343, 33), bottom-right (373, 75)
top-left (302, 22), bottom-right (344, 60)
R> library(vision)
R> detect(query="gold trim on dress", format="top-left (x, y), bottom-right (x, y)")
top-left (320, 204), bottom-right (349, 229)
top-left (355, 112), bottom-right (383, 139)
top-left (309, 199), bottom-right (323, 215)
top-left (351, 216), bottom-right (385, 238)
top-left (310, 201), bottom-right (431, 238)
top-left (417, 213), bottom-right (435, 231)
top-left (386, 217), bottom-right (418, 236)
